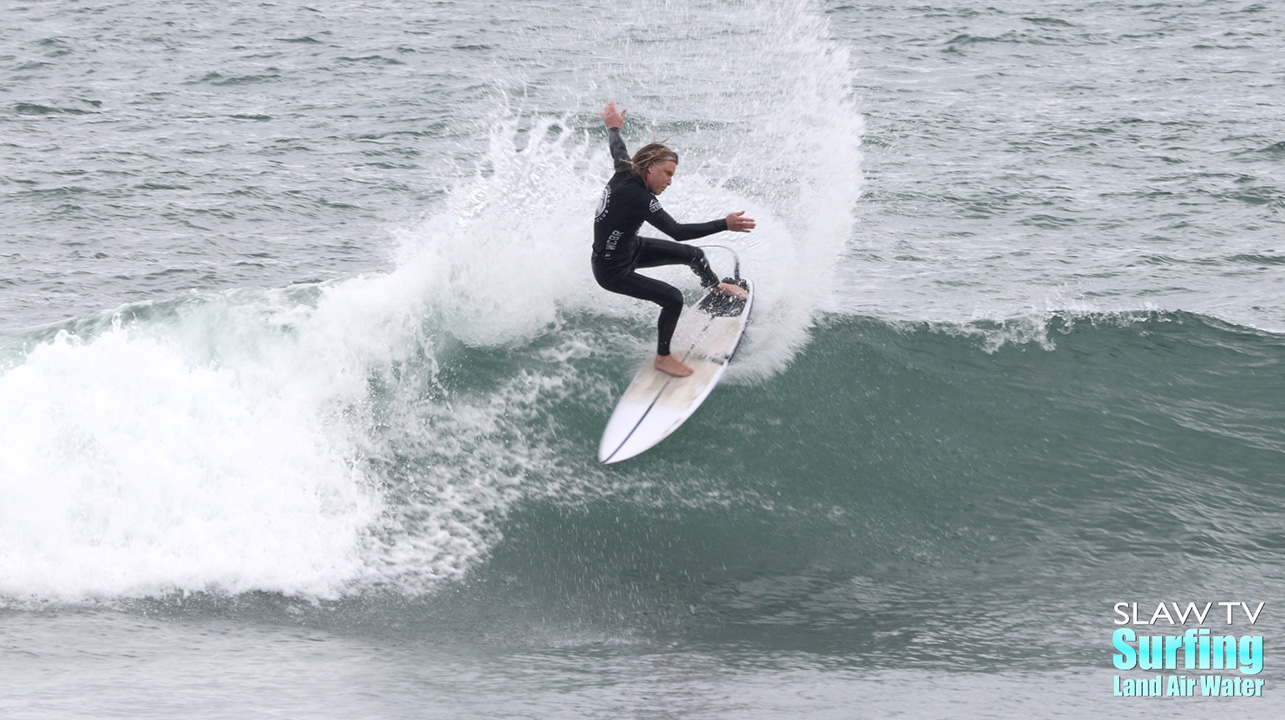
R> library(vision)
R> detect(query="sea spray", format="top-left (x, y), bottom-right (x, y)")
top-left (0, 0), bottom-right (865, 603)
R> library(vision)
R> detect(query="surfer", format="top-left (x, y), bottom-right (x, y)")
top-left (593, 101), bottom-right (754, 378)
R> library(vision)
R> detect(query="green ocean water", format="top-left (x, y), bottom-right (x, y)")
top-left (2, 0), bottom-right (1284, 717)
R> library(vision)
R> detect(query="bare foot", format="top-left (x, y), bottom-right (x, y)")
top-left (654, 354), bottom-right (694, 377)
top-left (716, 281), bottom-right (747, 301)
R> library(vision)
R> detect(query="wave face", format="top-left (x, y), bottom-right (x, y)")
top-left (5, 298), bottom-right (1284, 646)
top-left (421, 310), bottom-right (1285, 665)
top-left (0, 0), bottom-right (863, 604)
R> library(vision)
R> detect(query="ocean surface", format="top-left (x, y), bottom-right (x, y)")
top-left (2, 0), bottom-right (1283, 717)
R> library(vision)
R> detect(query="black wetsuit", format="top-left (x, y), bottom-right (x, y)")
top-left (591, 127), bottom-right (724, 356)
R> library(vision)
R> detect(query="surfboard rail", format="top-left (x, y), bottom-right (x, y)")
top-left (598, 279), bottom-right (753, 464)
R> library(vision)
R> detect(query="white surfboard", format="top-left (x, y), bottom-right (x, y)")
top-left (598, 279), bottom-right (754, 464)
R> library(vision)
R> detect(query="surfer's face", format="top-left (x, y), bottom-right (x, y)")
top-left (645, 160), bottom-right (676, 195)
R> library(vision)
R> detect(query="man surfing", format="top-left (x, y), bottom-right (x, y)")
top-left (591, 101), bottom-right (754, 378)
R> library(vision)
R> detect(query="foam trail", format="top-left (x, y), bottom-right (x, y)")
top-left (0, 113), bottom-right (604, 601)
top-left (0, 0), bottom-right (863, 603)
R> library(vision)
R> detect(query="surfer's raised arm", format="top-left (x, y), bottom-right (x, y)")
top-left (601, 102), bottom-right (631, 171)
top-left (601, 101), bottom-right (626, 129)
top-left (591, 100), bottom-right (750, 378)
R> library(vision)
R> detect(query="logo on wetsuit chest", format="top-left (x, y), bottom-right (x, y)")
top-left (595, 187), bottom-right (611, 222)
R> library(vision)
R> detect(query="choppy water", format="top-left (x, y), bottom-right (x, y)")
top-left (2, 1), bottom-right (1283, 717)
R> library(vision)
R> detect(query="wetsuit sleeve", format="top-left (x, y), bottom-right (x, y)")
top-left (646, 205), bottom-right (728, 241)
top-left (608, 128), bottom-right (631, 172)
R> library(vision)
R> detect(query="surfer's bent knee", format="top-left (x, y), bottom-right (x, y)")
top-left (658, 284), bottom-right (683, 312)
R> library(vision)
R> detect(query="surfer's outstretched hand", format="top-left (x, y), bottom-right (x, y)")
top-left (716, 282), bottom-right (748, 301)
top-left (602, 102), bottom-right (626, 129)
top-left (726, 211), bottom-right (755, 232)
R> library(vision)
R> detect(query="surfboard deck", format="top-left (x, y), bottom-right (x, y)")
top-left (598, 278), bottom-right (754, 464)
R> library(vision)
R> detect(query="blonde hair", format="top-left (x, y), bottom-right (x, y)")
top-left (630, 142), bottom-right (678, 181)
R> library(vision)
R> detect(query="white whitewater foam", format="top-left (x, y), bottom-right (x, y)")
top-left (0, 322), bottom-right (380, 601)
top-left (0, 0), bottom-right (863, 603)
